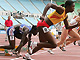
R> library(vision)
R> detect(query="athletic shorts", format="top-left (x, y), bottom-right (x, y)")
top-left (63, 25), bottom-right (72, 33)
top-left (37, 20), bottom-right (50, 28)
top-left (7, 26), bottom-right (22, 39)
top-left (7, 26), bottom-right (14, 36)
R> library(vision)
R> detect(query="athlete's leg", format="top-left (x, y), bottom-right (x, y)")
top-left (32, 27), bottom-right (57, 54)
top-left (73, 28), bottom-right (78, 45)
top-left (0, 35), bottom-right (15, 49)
top-left (15, 37), bottom-right (28, 54)
top-left (57, 28), bottom-right (68, 47)
top-left (62, 29), bottom-right (80, 47)
top-left (78, 29), bottom-right (80, 46)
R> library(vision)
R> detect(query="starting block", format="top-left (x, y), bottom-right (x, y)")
top-left (0, 46), bottom-right (18, 56)
top-left (40, 48), bottom-right (44, 50)
top-left (0, 53), bottom-right (12, 56)
top-left (0, 48), bottom-right (5, 51)
top-left (0, 49), bottom-right (12, 56)
top-left (0, 46), bottom-right (18, 51)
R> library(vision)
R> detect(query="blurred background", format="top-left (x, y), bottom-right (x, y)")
top-left (0, 0), bottom-right (80, 34)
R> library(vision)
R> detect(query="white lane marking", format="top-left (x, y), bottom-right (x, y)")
top-left (0, 45), bottom-right (77, 60)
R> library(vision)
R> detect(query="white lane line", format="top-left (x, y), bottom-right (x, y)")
top-left (57, 54), bottom-right (80, 57)
top-left (0, 58), bottom-right (12, 59)
top-left (5, 45), bottom-right (77, 60)
top-left (31, 51), bottom-right (47, 56)
top-left (10, 57), bottom-right (24, 60)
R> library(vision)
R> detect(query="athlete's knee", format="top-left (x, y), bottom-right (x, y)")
top-left (10, 45), bottom-right (15, 49)
top-left (52, 44), bottom-right (57, 48)
top-left (11, 47), bottom-right (15, 49)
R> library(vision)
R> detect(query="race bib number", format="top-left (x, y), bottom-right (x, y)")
top-left (70, 19), bottom-right (78, 26)
top-left (10, 36), bottom-right (14, 40)
top-left (43, 27), bottom-right (49, 33)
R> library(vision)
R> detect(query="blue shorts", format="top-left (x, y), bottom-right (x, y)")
top-left (7, 26), bottom-right (15, 36)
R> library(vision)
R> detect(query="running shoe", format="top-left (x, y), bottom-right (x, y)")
top-left (5, 38), bottom-right (8, 42)
top-left (48, 50), bottom-right (54, 54)
top-left (59, 47), bottom-right (66, 51)
top-left (73, 41), bottom-right (76, 45)
top-left (12, 50), bottom-right (18, 54)
top-left (78, 42), bottom-right (80, 46)
top-left (23, 53), bottom-right (34, 60)
top-left (29, 41), bottom-right (37, 55)
top-left (16, 54), bottom-right (22, 58)
top-left (12, 50), bottom-right (22, 57)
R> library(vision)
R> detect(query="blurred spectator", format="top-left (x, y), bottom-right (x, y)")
top-left (4, 16), bottom-right (13, 41)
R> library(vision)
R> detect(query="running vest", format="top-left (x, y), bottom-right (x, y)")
top-left (19, 24), bottom-right (31, 33)
top-left (48, 8), bottom-right (67, 24)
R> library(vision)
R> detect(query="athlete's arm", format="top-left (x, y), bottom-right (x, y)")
top-left (28, 33), bottom-right (32, 48)
top-left (64, 16), bottom-right (79, 29)
top-left (20, 29), bottom-right (29, 46)
top-left (42, 3), bottom-right (64, 17)
top-left (28, 33), bottom-right (32, 40)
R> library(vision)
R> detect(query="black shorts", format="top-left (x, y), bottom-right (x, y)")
top-left (14, 33), bottom-right (22, 39)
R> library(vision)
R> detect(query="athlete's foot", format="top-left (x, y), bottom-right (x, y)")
top-left (48, 50), bottom-right (54, 55)
top-left (16, 54), bottom-right (22, 58)
top-left (5, 38), bottom-right (8, 42)
top-left (23, 53), bottom-right (34, 60)
top-left (12, 50), bottom-right (22, 57)
top-left (12, 50), bottom-right (18, 55)
top-left (29, 41), bottom-right (37, 55)
top-left (59, 47), bottom-right (66, 51)
top-left (78, 43), bottom-right (80, 46)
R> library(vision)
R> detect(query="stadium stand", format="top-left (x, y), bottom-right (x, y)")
top-left (43, 0), bottom-right (51, 5)
top-left (0, 16), bottom-right (5, 25)
top-left (0, 0), bottom-right (79, 28)
top-left (31, 0), bottom-right (45, 14)
top-left (6, 0), bottom-right (28, 13)
top-left (17, 19), bottom-right (31, 26)
top-left (0, 0), bottom-right (14, 11)
top-left (19, 0), bottom-right (40, 14)
top-left (25, 17), bottom-right (38, 25)
top-left (0, 7), bottom-right (4, 11)
top-left (43, 0), bottom-right (55, 14)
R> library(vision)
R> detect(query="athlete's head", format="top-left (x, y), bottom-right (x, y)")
top-left (31, 25), bottom-right (38, 35)
top-left (8, 16), bottom-right (11, 20)
top-left (61, 0), bottom-right (75, 12)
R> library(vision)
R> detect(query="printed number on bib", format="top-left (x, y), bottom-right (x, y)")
top-left (10, 36), bottom-right (14, 40)
top-left (43, 27), bottom-right (49, 33)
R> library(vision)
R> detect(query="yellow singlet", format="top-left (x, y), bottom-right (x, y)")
top-left (48, 8), bottom-right (67, 24)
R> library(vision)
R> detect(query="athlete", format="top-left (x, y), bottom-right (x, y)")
top-left (48, 13), bottom-right (80, 53)
top-left (23, 1), bottom-right (80, 60)
top-left (0, 24), bottom-right (38, 57)
top-left (58, 13), bottom-right (80, 49)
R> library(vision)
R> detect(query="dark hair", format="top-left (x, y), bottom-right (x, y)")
top-left (61, 0), bottom-right (74, 8)
top-left (78, 13), bottom-right (80, 16)
top-left (60, 4), bottom-right (65, 7)
top-left (32, 25), bottom-right (37, 30)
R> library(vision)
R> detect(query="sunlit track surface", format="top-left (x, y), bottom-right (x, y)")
top-left (0, 34), bottom-right (80, 60)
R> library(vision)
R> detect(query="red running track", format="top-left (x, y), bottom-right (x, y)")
top-left (0, 34), bottom-right (80, 60)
